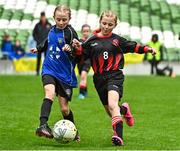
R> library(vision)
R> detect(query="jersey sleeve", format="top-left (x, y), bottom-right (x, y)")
top-left (81, 41), bottom-right (91, 61)
top-left (69, 26), bottom-right (82, 57)
top-left (119, 37), bottom-right (149, 54)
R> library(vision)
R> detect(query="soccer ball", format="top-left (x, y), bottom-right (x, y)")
top-left (52, 119), bottom-right (77, 143)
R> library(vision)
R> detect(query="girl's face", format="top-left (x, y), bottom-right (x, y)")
top-left (99, 16), bottom-right (116, 35)
top-left (81, 27), bottom-right (91, 39)
top-left (54, 10), bottom-right (70, 29)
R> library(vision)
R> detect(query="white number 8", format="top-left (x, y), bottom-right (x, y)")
top-left (103, 51), bottom-right (108, 60)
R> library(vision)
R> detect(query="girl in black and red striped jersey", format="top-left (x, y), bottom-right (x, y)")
top-left (73, 10), bottom-right (156, 146)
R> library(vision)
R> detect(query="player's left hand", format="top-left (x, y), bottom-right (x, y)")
top-left (62, 44), bottom-right (71, 52)
top-left (148, 48), bottom-right (156, 55)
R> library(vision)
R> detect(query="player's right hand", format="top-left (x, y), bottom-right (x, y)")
top-left (30, 48), bottom-right (38, 53)
top-left (72, 39), bottom-right (81, 49)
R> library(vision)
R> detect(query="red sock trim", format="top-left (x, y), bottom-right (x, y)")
top-left (80, 85), bottom-right (87, 89)
top-left (112, 116), bottom-right (123, 126)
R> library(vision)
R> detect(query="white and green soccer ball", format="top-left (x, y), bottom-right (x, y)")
top-left (53, 119), bottom-right (77, 143)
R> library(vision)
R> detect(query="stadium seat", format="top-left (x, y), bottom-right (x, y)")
top-left (0, 0), bottom-right (6, 6)
top-left (140, 0), bottom-right (150, 12)
top-left (4, 0), bottom-right (16, 9)
top-left (22, 13), bottom-right (34, 20)
top-left (110, 0), bottom-right (119, 15)
top-left (69, 0), bottom-right (78, 10)
top-left (118, 22), bottom-right (130, 36)
top-left (1, 9), bottom-right (12, 20)
top-left (141, 26), bottom-right (152, 44)
top-left (11, 10), bottom-right (23, 20)
top-left (159, 1), bottom-right (171, 19)
top-left (15, 0), bottom-right (27, 10)
top-left (8, 19), bottom-right (21, 29)
top-left (7, 29), bottom-right (17, 42)
top-left (19, 19), bottom-right (32, 29)
top-left (0, 19), bottom-right (9, 29)
top-left (169, 4), bottom-right (180, 23)
top-left (129, 0), bottom-right (140, 8)
top-left (119, 4), bottom-right (130, 23)
top-left (86, 13), bottom-right (98, 30)
top-left (30, 19), bottom-right (39, 30)
top-left (79, 0), bottom-right (88, 10)
top-left (99, 0), bottom-right (109, 14)
top-left (130, 8), bottom-right (140, 26)
top-left (33, 1), bottom-right (47, 18)
top-left (16, 29), bottom-right (30, 48)
top-left (69, 9), bottom-right (77, 28)
top-left (151, 15), bottom-right (162, 31)
top-left (130, 26), bottom-right (141, 40)
top-left (149, 0), bottom-right (160, 16)
top-left (161, 19), bottom-right (172, 31)
top-left (45, 4), bottom-right (56, 19)
top-left (89, 0), bottom-right (99, 14)
top-left (48, 0), bottom-right (58, 5)
top-left (24, 0), bottom-right (37, 14)
top-left (140, 12), bottom-right (151, 27)
top-left (58, 0), bottom-right (69, 5)
top-left (163, 31), bottom-right (175, 48)
top-left (75, 9), bottom-right (88, 31)
top-left (0, 6), bottom-right (4, 17)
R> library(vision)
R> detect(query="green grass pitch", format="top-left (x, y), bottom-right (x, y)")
top-left (0, 75), bottom-right (180, 150)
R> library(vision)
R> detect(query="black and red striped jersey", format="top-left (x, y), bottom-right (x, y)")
top-left (82, 30), bottom-right (149, 74)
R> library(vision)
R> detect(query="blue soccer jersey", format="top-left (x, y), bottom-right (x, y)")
top-left (41, 25), bottom-right (78, 87)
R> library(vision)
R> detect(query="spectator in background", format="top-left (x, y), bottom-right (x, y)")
top-left (33, 11), bottom-right (51, 76)
top-left (145, 34), bottom-right (163, 75)
top-left (1, 33), bottom-right (14, 60)
top-left (27, 35), bottom-right (36, 50)
top-left (13, 39), bottom-right (25, 59)
top-left (77, 24), bottom-right (91, 99)
top-left (145, 34), bottom-right (176, 77)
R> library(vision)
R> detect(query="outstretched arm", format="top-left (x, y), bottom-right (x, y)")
top-left (120, 37), bottom-right (156, 55)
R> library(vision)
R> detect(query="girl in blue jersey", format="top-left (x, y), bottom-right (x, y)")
top-left (31, 5), bottom-right (81, 141)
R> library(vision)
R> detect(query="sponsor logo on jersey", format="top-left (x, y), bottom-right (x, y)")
top-left (91, 42), bottom-right (98, 46)
top-left (112, 85), bottom-right (118, 89)
top-left (112, 39), bottom-right (120, 47)
top-left (58, 38), bottom-right (63, 45)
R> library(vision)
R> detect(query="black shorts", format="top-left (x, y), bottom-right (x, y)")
top-left (93, 70), bottom-right (124, 105)
top-left (77, 59), bottom-right (91, 75)
top-left (42, 74), bottom-right (73, 101)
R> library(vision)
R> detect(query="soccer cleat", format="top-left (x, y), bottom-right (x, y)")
top-left (112, 135), bottom-right (124, 146)
top-left (74, 131), bottom-right (80, 142)
top-left (122, 102), bottom-right (134, 126)
top-left (78, 93), bottom-right (85, 100)
top-left (84, 91), bottom-right (88, 97)
top-left (36, 124), bottom-right (53, 139)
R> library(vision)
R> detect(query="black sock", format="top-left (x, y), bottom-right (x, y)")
top-left (120, 106), bottom-right (127, 115)
top-left (63, 110), bottom-right (74, 123)
top-left (114, 122), bottom-right (123, 139)
top-left (79, 86), bottom-right (87, 95)
top-left (40, 98), bottom-right (53, 126)
top-left (112, 116), bottom-right (123, 139)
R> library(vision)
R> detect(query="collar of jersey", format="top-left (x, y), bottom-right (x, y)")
top-left (93, 28), bottom-right (112, 38)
